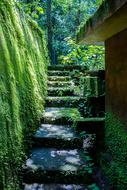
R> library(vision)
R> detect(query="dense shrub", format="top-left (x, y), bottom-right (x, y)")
top-left (58, 39), bottom-right (105, 70)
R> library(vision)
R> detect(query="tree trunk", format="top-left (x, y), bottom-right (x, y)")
top-left (46, 0), bottom-right (55, 64)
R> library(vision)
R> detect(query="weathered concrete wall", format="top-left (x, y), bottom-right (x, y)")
top-left (105, 29), bottom-right (127, 123)
top-left (77, 0), bottom-right (127, 44)
top-left (103, 29), bottom-right (127, 189)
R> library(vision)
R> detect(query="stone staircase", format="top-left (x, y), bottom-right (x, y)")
top-left (23, 65), bottom-right (104, 190)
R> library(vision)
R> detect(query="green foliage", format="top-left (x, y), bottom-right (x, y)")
top-left (17, 0), bottom-right (44, 20)
top-left (101, 113), bottom-right (127, 189)
top-left (0, 1), bottom-right (48, 189)
top-left (51, 0), bottom-right (104, 58)
top-left (88, 184), bottom-right (100, 190)
top-left (59, 39), bottom-right (105, 70)
top-left (18, 0), bottom-right (104, 64)
top-left (58, 108), bottom-right (81, 124)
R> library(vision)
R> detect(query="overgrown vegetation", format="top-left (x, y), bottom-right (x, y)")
top-left (18, 0), bottom-right (104, 68)
top-left (59, 40), bottom-right (105, 70)
top-left (0, 0), bottom-right (106, 189)
top-left (101, 113), bottom-right (127, 189)
top-left (0, 0), bottom-right (48, 189)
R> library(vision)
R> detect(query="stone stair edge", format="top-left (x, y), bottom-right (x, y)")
top-left (23, 147), bottom-right (93, 184)
top-left (48, 64), bottom-right (84, 70)
top-left (23, 183), bottom-right (95, 190)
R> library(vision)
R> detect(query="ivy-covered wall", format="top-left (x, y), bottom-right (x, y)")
top-left (101, 113), bottom-right (127, 189)
top-left (0, 0), bottom-right (48, 189)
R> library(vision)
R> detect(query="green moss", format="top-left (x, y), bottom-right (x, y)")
top-left (58, 108), bottom-right (81, 122)
top-left (83, 76), bottom-right (99, 97)
top-left (101, 113), bottom-right (127, 189)
top-left (0, 1), bottom-right (48, 189)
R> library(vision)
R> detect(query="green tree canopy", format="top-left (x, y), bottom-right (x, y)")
top-left (18, 0), bottom-right (104, 68)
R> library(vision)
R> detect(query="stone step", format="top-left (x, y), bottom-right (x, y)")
top-left (46, 96), bottom-right (81, 107)
top-left (79, 117), bottom-right (105, 154)
top-left (48, 81), bottom-right (73, 88)
top-left (76, 118), bottom-right (105, 134)
top-left (42, 115), bottom-right (72, 125)
top-left (48, 70), bottom-right (70, 76)
top-left (48, 65), bottom-right (84, 71)
top-left (48, 87), bottom-right (75, 96)
top-left (23, 148), bottom-right (93, 184)
top-left (86, 96), bottom-right (105, 117)
top-left (48, 76), bottom-right (71, 82)
top-left (32, 124), bottom-right (83, 149)
top-left (23, 183), bottom-right (91, 190)
top-left (42, 107), bottom-right (81, 125)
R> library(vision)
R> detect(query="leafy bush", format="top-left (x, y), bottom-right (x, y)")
top-left (58, 39), bottom-right (105, 70)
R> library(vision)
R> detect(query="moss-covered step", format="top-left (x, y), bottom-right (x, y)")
top-left (32, 124), bottom-right (83, 149)
top-left (42, 107), bottom-right (81, 125)
top-left (48, 87), bottom-right (75, 96)
top-left (23, 183), bottom-right (94, 190)
top-left (48, 76), bottom-right (71, 82)
top-left (46, 96), bottom-right (81, 107)
top-left (48, 65), bottom-right (84, 71)
top-left (48, 70), bottom-right (70, 76)
top-left (48, 81), bottom-right (73, 88)
top-left (76, 118), bottom-right (105, 162)
top-left (23, 148), bottom-right (93, 184)
top-left (76, 118), bottom-right (105, 133)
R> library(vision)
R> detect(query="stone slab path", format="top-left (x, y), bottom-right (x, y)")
top-left (23, 65), bottom-right (103, 190)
